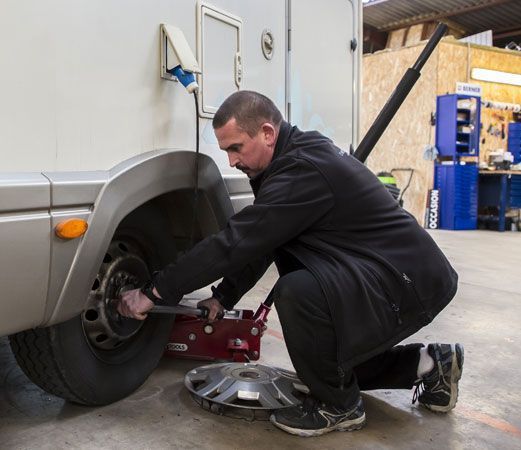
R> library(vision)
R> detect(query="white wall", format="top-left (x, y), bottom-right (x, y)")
top-left (0, 0), bottom-right (286, 173)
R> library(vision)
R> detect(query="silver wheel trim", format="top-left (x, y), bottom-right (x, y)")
top-left (185, 363), bottom-right (307, 415)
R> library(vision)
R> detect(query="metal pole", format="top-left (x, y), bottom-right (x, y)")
top-left (354, 23), bottom-right (448, 163)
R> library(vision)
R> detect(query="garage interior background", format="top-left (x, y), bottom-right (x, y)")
top-left (361, 0), bottom-right (521, 225)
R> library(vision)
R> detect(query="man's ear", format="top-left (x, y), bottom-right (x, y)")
top-left (261, 123), bottom-right (277, 146)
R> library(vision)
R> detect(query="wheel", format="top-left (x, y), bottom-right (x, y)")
top-left (9, 224), bottom-right (176, 406)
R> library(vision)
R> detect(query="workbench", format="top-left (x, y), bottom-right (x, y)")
top-left (478, 170), bottom-right (521, 231)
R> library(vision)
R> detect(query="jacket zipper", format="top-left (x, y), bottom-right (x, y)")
top-left (390, 302), bottom-right (403, 325)
top-left (387, 273), bottom-right (414, 325)
top-left (402, 271), bottom-right (430, 318)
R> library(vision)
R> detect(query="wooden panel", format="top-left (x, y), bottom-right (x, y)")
top-left (405, 24), bottom-right (424, 46)
top-left (469, 46), bottom-right (521, 162)
top-left (470, 46), bottom-right (521, 104)
top-left (421, 22), bottom-right (438, 41)
top-left (437, 41), bottom-right (469, 95)
top-left (386, 28), bottom-right (406, 49)
top-left (437, 41), bottom-right (521, 102)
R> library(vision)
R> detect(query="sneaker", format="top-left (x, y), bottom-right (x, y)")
top-left (270, 396), bottom-right (366, 437)
top-left (413, 343), bottom-right (464, 413)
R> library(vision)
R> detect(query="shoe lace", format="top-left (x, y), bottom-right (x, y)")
top-left (413, 370), bottom-right (441, 404)
top-left (412, 380), bottom-right (424, 404)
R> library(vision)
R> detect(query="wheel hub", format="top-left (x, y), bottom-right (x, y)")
top-left (82, 240), bottom-right (149, 350)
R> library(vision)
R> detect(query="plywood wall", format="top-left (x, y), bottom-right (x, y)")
top-left (437, 41), bottom-right (469, 94)
top-left (405, 24), bottom-right (424, 46)
top-left (362, 39), bottom-right (521, 225)
top-left (387, 29), bottom-right (407, 50)
top-left (362, 44), bottom-right (438, 224)
top-left (467, 44), bottom-right (521, 163)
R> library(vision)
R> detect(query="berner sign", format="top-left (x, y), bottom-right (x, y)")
top-left (456, 82), bottom-right (482, 97)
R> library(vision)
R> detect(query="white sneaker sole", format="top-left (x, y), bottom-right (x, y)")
top-left (270, 413), bottom-right (366, 437)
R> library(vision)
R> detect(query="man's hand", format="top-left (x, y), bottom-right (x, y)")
top-left (117, 288), bottom-right (154, 320)
top-left (197, 297), bottom-right (224, 323)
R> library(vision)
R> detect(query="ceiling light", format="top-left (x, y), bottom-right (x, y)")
top-left (471, 68), bottom-right (521, 86)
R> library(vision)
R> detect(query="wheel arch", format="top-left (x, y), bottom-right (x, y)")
top-left (45, 149), bottom-right (235, 326)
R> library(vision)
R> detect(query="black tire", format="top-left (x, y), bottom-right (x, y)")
top-left (9, 205), bottom-right (177, 405)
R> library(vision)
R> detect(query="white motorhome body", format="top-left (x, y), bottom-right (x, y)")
top-left (1, 0), bottom-right (361, 405)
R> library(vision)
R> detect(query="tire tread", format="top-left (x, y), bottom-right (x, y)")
top-left (9, 328), bottom-right (85, 404)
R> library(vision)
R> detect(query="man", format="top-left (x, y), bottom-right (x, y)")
top-left (118, 91), bottom-right (463, 437)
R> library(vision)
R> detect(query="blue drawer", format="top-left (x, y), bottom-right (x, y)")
top-left (511, 176), bottom-right (521, 207)
top-left (508, 124), bottom-right (521, 146)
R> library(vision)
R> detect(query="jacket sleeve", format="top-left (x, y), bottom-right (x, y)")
top-left (212, 253), bottom-right (274, 310)
top-left (153, 157), bottom-right (334, 303)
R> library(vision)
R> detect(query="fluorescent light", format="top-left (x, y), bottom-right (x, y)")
top-left (471, 68), bottom-right (521, 87)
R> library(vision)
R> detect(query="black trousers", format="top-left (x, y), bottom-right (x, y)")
top-left (273, 269), bottom-right (423, 409)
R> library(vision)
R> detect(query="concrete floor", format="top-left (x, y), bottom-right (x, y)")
top-left (1, 230), bottom-right (520, 449)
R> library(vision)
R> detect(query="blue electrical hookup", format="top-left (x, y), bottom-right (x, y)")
top-left (167, 65), bottom-right (199, 93)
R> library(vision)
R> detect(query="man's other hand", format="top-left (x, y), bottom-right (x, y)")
top-left (197, 297), bottom-right (224, 323)
top-left (117, 288), bottom-right (154, 320)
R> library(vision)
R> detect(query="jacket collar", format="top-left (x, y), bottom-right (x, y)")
top-left (249, 121), bottom-right (293, 191)
top-left (272, 120), bottom-right (293, 161)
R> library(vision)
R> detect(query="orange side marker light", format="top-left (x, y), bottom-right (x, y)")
top-left (55, 218), bottom-right (88, 239)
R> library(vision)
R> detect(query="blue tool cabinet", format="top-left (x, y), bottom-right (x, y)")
top-left (435, 163), bottom-right (478, 230)
top-left (434, 94), bottom-right (480, 230)
top-left (436, 94), bottom-right (481, 158)
top-left (507, 122), bottom-right (521, 164)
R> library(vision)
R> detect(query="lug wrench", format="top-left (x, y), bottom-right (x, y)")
top-left (149, 304), bottom-right (225, 320)
top-left (113, 284), bottom-right (223, 319)
top-left (110, 297), bottom-right (221, 320)
top-left (150, 304), bottom-right (209, 318)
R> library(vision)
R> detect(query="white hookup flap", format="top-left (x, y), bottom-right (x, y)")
top-left (161, 23), bottom-right (201, 73)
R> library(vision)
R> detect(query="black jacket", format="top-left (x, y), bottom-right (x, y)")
top-left (154, 122), bottom-right (458, 368)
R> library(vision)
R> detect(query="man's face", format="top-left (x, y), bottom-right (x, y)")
top-left (215, 118), bottom-right (277, 178)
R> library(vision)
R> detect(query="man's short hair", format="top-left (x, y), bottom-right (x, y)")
top-left (212, 91), bottom-right (283, 137)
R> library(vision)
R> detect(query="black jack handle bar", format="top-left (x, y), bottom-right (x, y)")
top-left (353, 23), bottom-right (448, 163)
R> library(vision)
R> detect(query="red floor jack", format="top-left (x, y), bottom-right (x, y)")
top-left (150, 294), bottom-right (273, 362)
